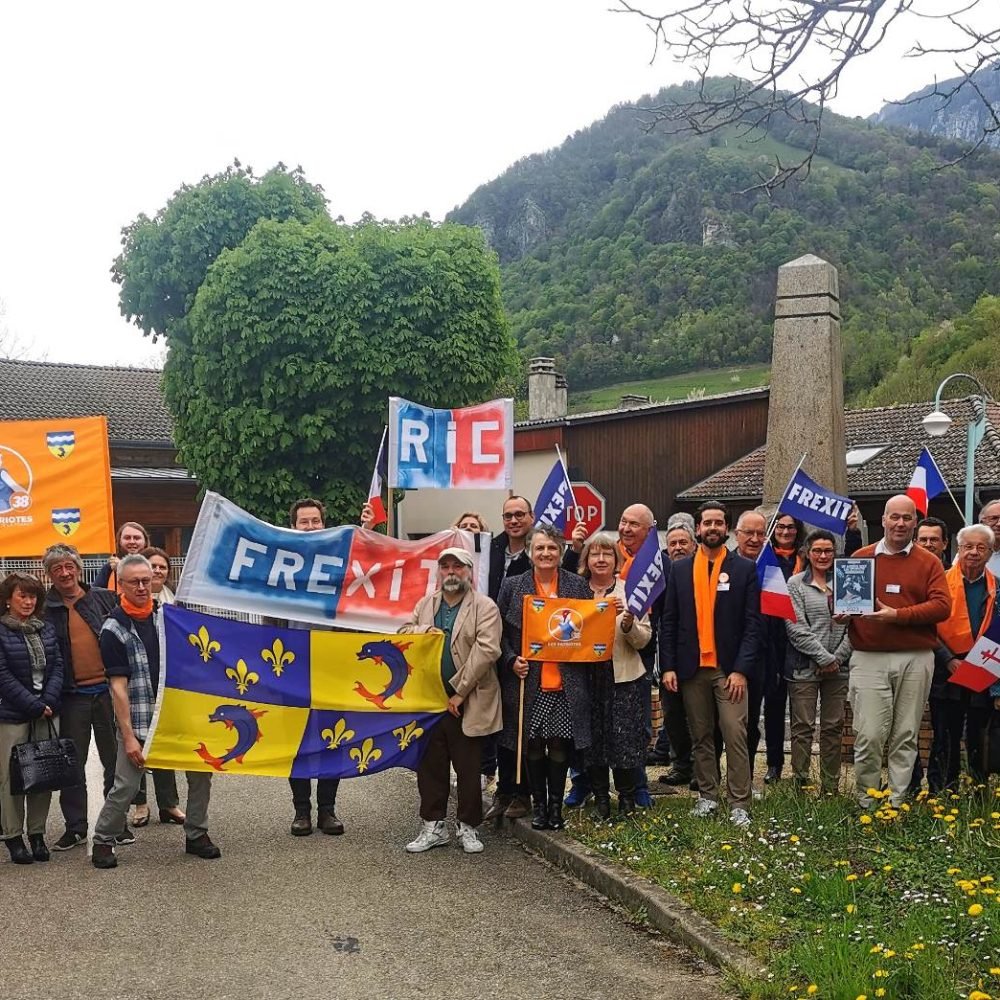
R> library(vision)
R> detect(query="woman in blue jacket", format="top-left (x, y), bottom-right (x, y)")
top-left (0, 572), bottom-right (64, 864)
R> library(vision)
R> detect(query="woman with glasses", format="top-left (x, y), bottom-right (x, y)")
top-left (784, 529), bottom-right (852, 793)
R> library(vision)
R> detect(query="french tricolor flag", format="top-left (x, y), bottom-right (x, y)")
top-left (366, 427), bottom-right (388, 528)
top-left (755, 544), bottom-right (797, 621)
top-left (948, 617), bottom-right (1000, 693)
top-left (905, 447), bottom-right (947, 516)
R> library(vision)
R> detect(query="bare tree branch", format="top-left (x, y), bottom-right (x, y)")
top-left (612, 0), bottom-right (998, 192)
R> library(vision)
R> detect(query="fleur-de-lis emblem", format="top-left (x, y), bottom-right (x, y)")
top-left (392, 720), bottom-right (425, 750)
top-left (261, 638), bottom-right (295, 677)
top-left (188, 626), bottom-right (221, 662)
top-left (349, 737), bottom-right (382, 774)
top-left (321, 718), bottom-right (356, 750)
top-left (224, 658), bottom-right (260, 695)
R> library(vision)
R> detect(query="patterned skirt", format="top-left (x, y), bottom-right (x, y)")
top-left (588, 665), bottom-right (647, 769)
top-left (528, 689), bottom-right (575, 741)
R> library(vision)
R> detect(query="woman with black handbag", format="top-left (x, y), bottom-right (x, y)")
top-left (0, 572), bottom-right (64, 864)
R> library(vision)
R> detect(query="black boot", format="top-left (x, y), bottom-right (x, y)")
top-left (5, 837), bottom-right (33, 865)
top-left (547, 757), bottom-right (569, 830)
top-left (28, 834), bottom-right (49, 862)
top-left (614, 767), bottom-right (637, 816)
top-left (589, 766), bottom-right (612, 821)
top-left (527, 757), bottom-right (549, 830)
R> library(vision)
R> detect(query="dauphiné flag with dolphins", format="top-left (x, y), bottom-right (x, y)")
top-left (144, 605), bottom-right (448, 778)
top-left (778, 467), bottom-right (853, 534)
top-left (622, 522), bottom-right (665, 616)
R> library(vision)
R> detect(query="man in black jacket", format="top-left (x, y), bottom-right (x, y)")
top-left (41, 544), bottom-right (119, 851)
top-left (661, 501), bottom-right (762, 828)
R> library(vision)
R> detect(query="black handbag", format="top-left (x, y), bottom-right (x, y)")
top-left (9, 718), bottom-right (80, 795)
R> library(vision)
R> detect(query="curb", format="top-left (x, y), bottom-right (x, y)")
top-left (503, 816), bottom-right (764, 979)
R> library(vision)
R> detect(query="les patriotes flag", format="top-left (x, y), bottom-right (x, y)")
top-left (145, 605), bottom-right (448, 779)
top-left (0, 416), bottom-right (114, 557)
top-left (520, 595), bottom-right (617, 663)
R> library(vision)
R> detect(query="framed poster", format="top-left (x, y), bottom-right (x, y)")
top-left (834, 558), bottom-right (875, 615)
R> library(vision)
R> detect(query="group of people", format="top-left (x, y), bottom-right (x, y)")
top-left (1, 492), bottom-right (998, 867)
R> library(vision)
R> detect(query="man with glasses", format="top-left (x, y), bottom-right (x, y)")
top-left (91, 555), bottom-right (219, 869)
top-left (916, 517), bottom-right (950, 565)
top-left (980, 500), bottom-right (1000, 576)
top-left (846, 495), bottom-right (951, 808)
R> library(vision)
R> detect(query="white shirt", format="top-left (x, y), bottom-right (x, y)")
top-left (874, 539), bottom-right (914, 557)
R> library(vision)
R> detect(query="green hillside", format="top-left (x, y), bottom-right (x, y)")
top-left (448, 80), bottom-right (1000, 402)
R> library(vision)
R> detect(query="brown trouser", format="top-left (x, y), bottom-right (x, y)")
top-left (681, 668), bottom-right (751, 810)
top-left (416, 712), bottom-right (483, 827)
top-left (788, 674), bottom-right (849, 791)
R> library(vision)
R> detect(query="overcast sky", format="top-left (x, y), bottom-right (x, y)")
top-left (0, 1), bottom-right (987, 367)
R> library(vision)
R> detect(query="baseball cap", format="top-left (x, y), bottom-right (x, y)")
top-left (438, 547), bottom-right (473, 568)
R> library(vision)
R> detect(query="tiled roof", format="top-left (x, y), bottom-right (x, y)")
top-left (0, 358), bottom-right (174, 444)
top-left (678, 396), bottom-right (1000, 500)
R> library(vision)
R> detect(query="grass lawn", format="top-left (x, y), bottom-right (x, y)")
top-left (568, 781), bottom-right (1000, 1000)
top-left (568, 364), bottom-right (770, 413)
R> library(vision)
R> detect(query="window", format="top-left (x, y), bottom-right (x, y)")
top-left (845, 445), bottom-right (888, 469)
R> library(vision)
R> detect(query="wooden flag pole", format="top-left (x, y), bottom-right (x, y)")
top-left (515, 677), bottom-right (525, 785)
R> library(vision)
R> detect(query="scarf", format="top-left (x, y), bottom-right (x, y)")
top-left (773, 546), bottom-right (803, 576)
top-left (120, 595), bottom-right (154, 620)
top-left (693, 547), bottom-right (726, 668)
top-left (1, 613), bottom-right (47, 691)
top-left (617, 540), bottom-right (635, 581)
top-left (938, 562), bottom-right (996, 656)
top-left (534, 573), bottom-right (563, 692)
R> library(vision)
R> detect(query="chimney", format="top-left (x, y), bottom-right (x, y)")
top-left (620, 393), bottom-right (651, 409)
top-left (528, 357), bottom-right (559, 420)
top-left (555, 373), bottom-right (568, 418)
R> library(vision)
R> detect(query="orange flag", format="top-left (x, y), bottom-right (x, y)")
top-left (0, 416), bottom-right (114, 557)
top-left (521, 595), bottom-right (617, 663)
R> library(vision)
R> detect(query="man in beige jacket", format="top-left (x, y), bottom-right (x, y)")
top-left (399, 547), bottom-right (502, 854)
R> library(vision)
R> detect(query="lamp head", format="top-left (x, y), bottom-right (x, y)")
top-left (922, 409), bottom-right (952, 438)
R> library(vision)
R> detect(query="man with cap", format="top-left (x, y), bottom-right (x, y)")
top-left (399, 546), bottom-right (502, 854)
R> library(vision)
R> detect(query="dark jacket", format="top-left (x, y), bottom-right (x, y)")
top-left (42, 584), bottom-right (118, 693)
top-left (660, 549), bottom-right (762, 682)
top-left (0, 621), bottom-right (65, 722)
top-left (488, 532), bottom-right (579, 601)
top-left (496, 568), bottom-right (593, 751)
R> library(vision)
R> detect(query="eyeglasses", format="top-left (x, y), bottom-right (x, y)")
top-left (502, 511), bottom-right (530, 521)
top-left (736, 529), bottom-right (765, 538)
top-left (121, 577), bottom-right (151, 589)
top-left (810, 548), bottom-right (835, 557)
top-left (775, 523), bottom-right (797, 531)
top-left (982, 515), bottom-right (1000, 524)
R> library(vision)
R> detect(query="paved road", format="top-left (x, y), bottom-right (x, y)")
top-left (1, 762), bottom-right (727, 1000)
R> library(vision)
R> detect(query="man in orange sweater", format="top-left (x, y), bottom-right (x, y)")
top-left (847, 495), bottom-right (951, 807)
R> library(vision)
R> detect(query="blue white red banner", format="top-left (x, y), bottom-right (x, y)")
top-left (906, 447), bottom-right (947, 516)
top-left (778, 468), bottom-right (853, 534)
top-left (622, 524), bottom-right (665, 617)
top-left (175, 493), bottom-right (491, 631)
top-left (387, 397), bottom-right (513, 490)
top-left (949, 616), bottom-right (1000, 694)
top-left (756, 545), bottom-right (797, 621)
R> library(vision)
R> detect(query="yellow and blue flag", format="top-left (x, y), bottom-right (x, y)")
top-left (144, 605), bottom-right (447, 779)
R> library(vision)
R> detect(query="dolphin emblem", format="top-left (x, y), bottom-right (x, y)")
top-left (194, 704), bottom-right (267, 771)
top-left (354, 639), bottom-right (414, 710)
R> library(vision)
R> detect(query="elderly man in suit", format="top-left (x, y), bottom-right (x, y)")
top-left (661, 500), bottom-right (762, 828)
top-left (399, 547), bottom-right (502, 855)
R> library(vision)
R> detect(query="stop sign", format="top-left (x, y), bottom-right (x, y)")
top-left (564, 482), bottom-right (606, 539)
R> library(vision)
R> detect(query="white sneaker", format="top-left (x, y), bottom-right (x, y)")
top-left (405, 820), bottom-right (450, 853)
top-left (691, 797), bottom-right (718, 818)
top-left (456, 822), bottom-right (484, 854)
top-left (730, 807), bottom-right (751, 828)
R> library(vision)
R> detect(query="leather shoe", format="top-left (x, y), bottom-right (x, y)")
top-left (28, 834), bottom-right (49, 862)
top-left (659, 767), bottom-right (692, 786)
top-left (764, 766), bottom-right (782, 784)
top-left (159, 807), bottom-right (186, 824)
top-left (484, 792), bottom-right (512, 822)
top-left (290, 813), bottom-right (312, 836)
top-left (317, 809), bottom-right (344, 835)
top-left (646, 752), bottom-right (671, 766)
top-left (91, 843), bottom-right (117, 869)
top-left (185, 834), bottom-right (221, 859)
top-left (504, 794), bottom-right (531, 819)
top-left (5, 837), bottom-right (32, 865)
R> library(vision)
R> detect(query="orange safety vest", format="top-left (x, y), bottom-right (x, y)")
top-left (937, 562), bottom-right (996, 656)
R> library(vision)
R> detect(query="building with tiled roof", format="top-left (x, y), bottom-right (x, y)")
top-left (0, 358), bottom-right (199, 555)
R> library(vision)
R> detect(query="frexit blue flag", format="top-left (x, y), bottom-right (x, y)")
top-left (623, 523), bottom-right (665, 616)
top-left (533, 458), bottom-right (575, 532)
top-left (778, 468), bottom-right (853, 533)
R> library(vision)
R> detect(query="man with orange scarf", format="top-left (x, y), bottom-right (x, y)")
top-left (928, 523), bottom-right (997, 790)
top-left (662, 501), bottom-right (762, 827)
top-left (91, 555), bottom-right (220, 869)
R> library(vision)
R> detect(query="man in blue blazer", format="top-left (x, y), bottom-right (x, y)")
top-left (661, 501), bottom-right (762, 827)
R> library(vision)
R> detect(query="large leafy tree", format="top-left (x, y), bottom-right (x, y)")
top-left (114, 169), bottom-right (516, 523)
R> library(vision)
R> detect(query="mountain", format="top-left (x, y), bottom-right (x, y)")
top-left (447, 80), bottom-right (1000, 401)
top-left (873, 63), bottom-right (1000, 150)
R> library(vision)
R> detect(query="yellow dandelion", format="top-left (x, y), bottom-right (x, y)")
top-left (732, 882), bottom-right (743, 894)
top-left (883, 865), bottom-right (893, 872)
top-left (859, 815), bottom-right (873, 825)
top-left (846, 904), bottom-right (856, 914)
top-left (846, 874), bottom-right (859, 882)
top-left (721, 844), bottom-right (733, 851)
top-left (948, 867), bottom-right (962, 875)
top-left (874, 991), bottom-right (885, 999)
top-left (943, 815), bottom-right (957, 823)
top-left (873, 969), bottom-right (888, 978)
top-left (790, 887), bottom-right (803, 894)
top-left (990, 967), bottom-right (1000, 975)
top-left (969, 991), bottom-right (992, 1000)
top-left (855, 996), bottom-right (867, 1000)
top-left (969, 903), bottom-right (984, 916)
top-left (883, 949), bottom-right (896, 958)
top-left (790, 835), bottom-right (800, 844)
top-left (806, 987), bottom-right (818, 997)
top-left (870, 945), bottom-right (883, 954)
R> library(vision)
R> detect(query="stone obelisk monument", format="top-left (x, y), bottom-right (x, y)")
top-left (762, 254), bottom-right (848, 509)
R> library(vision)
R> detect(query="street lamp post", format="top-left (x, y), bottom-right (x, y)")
top-left (921, 372), bottom-right (990, 524)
